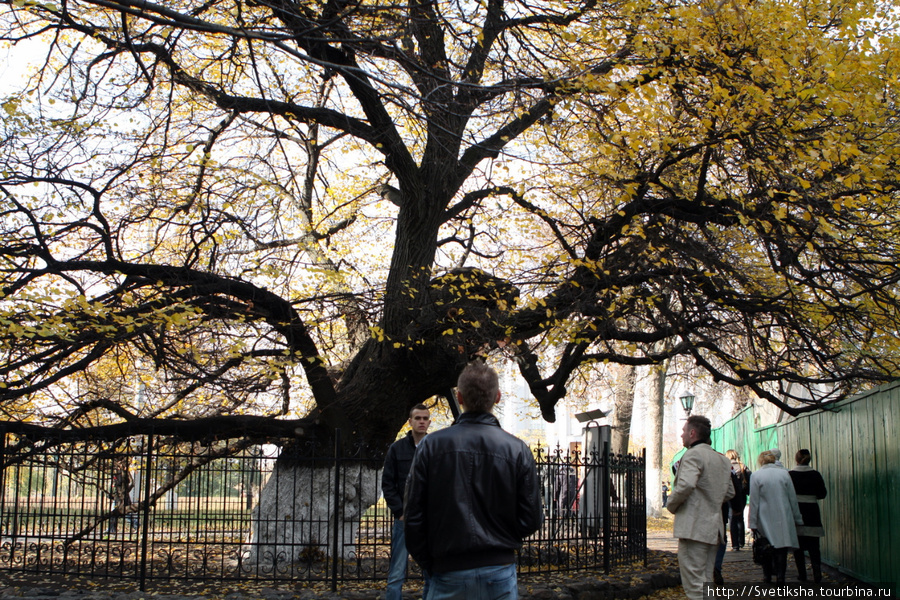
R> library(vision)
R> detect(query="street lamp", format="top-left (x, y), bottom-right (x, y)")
top-left (680, 394), bottom-right (695, 416)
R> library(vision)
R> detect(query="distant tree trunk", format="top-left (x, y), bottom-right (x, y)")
top-left (734, 385), bottom-right (753, 414)
top-left (645, 362), bottom-right (667, 517)
top-left (609, 364), bottom-right (636, 456)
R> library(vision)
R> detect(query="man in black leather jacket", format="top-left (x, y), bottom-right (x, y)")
top-left (405, 362), bottom-right (542, 600)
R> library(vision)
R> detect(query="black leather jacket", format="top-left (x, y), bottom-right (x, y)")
top-left (382, 432), bottom-right (417, 518)
top-left (404, 412), bottom-right (543, 573)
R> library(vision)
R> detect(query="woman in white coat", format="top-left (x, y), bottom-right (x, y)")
top-left (748, 450), bottom-right (803, 583)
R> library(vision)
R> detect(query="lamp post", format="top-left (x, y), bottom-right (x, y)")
top-left (679, 394), bottom-right (695, 416)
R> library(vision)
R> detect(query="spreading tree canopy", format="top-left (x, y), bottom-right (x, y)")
top-left (1, 0), bottom-right (899, 450)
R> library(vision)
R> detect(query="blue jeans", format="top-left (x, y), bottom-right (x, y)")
top-left (715, 542), bottom-right (726, 571)
top-left (386, 518), bottom-right (430, 600)
top-left (427, 563), bottom-right (518, 600)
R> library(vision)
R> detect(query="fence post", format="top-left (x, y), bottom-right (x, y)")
top-left (331, 429), bottom-right (342, 593)
top-left (603, 440), bottom-right (611, 575)
top-left (0, 431), bottom-right (5, 505)
top-left (641, 448), bottom-right (648, 568)
top-left (138, 433), bottom-right (154, 591)
top-left (0, 431), bottom-right (6, 537)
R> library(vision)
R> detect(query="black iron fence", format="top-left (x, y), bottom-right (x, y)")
top-left (0, 429), bottom-right (645, 590)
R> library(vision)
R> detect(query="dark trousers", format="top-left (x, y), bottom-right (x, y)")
top-left (794, 536), bottom-right (822, 582)
top-left (729, 507), bottom-right (746, 549)
top-left (762, 548), bottom-right (788, 583)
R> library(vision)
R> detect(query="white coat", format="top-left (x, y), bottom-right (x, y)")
top-left (748, 463), bottom-right (803, 549)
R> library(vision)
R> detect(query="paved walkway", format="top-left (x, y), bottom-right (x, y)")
top-left (646, 529), bottom-right (860, 586)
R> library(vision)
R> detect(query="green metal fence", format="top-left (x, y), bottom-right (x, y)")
top-left (706, 383), bottom-right (900, 595)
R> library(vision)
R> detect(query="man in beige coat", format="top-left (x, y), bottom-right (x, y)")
top-left (667, 415), bottom-right (735, 600)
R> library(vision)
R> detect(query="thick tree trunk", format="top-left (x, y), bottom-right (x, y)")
top-left (246, 461), bottom-right (381, 566)
top-left (609, 364), bottom-right (636, 456)
top-left (244, 352), bottom-right (454, 563)
top-left (645, 363), bottom-right (667, 518)
top-left (246, 330), bottom-right (467, 564)
top-left (247, 268), bottom-right (518, 563)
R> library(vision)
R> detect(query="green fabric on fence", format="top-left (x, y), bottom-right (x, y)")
top-left (679, 384), bottom-right (900, 597)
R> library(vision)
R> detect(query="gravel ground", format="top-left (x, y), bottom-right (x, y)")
top-left (0, 530), bottom-right (866, 600)
top-left (0, 547), bottom-right (680, 600)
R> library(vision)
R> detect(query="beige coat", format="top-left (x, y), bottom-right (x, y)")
top-left (667, 443), bottom-right (735, 545)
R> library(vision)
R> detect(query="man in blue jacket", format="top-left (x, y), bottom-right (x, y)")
top-left (405, 362), bottom-right (542, 600)
top-left (382, 403), bottom-right (431, 600)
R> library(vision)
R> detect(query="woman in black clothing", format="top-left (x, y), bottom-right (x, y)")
top-left (789, 449), bottom-right (828, 583)
top-left (726, 449), bottom-right (751, 550)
